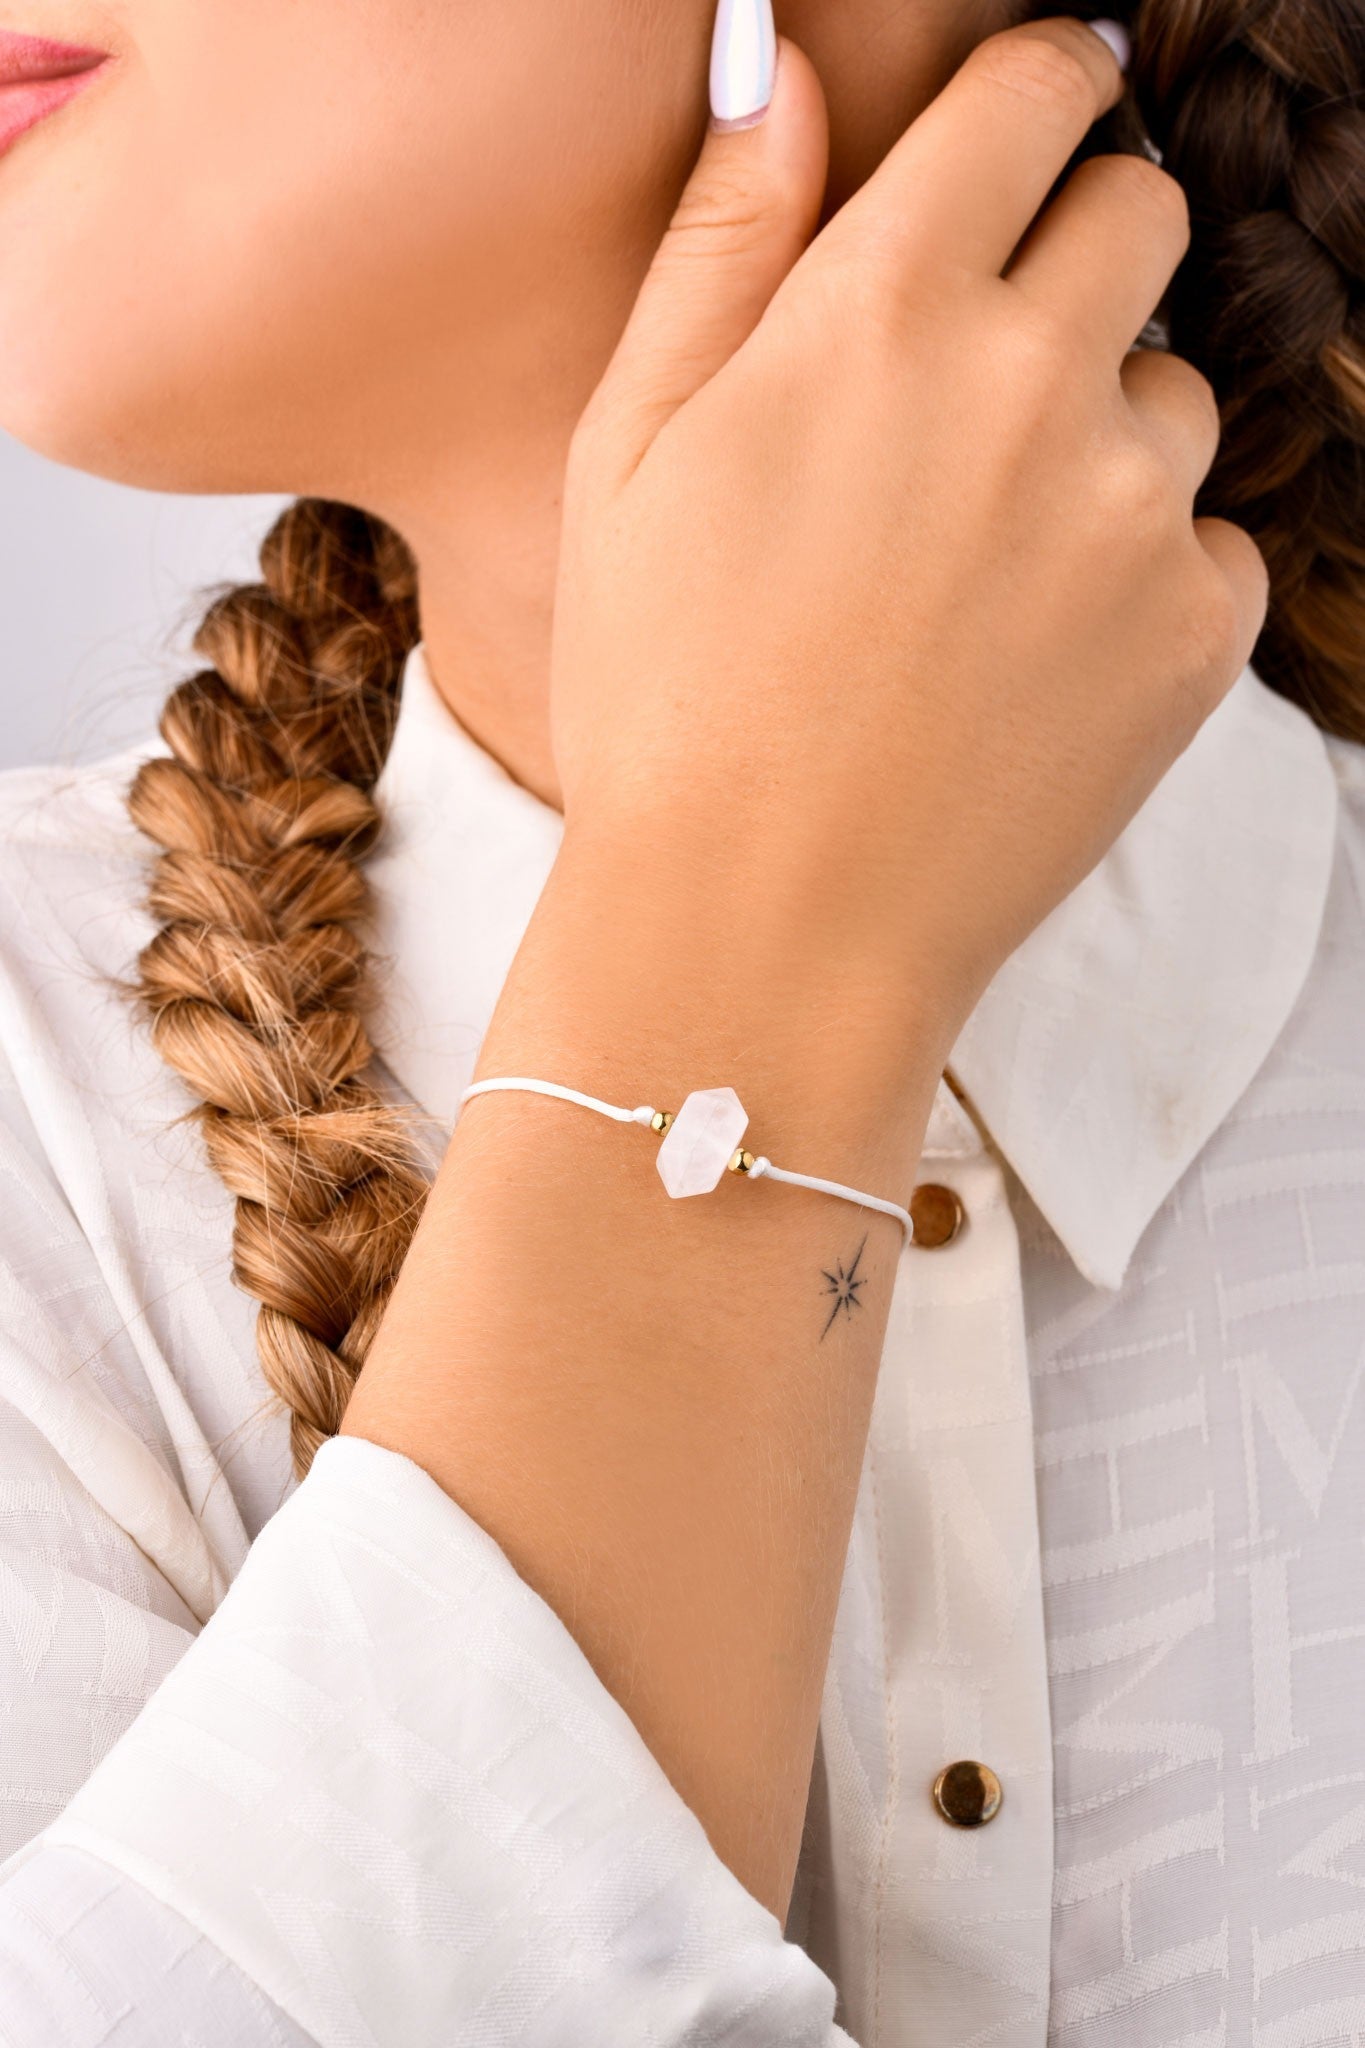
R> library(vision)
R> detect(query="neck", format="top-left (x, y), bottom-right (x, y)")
top-left (398, 438), bottom-right (573, 816)
top-left (368, 130), bottom-right (677, 819)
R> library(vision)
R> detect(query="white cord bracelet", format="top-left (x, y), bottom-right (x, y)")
top-left (457, 1076), bottom-right (915, 1244)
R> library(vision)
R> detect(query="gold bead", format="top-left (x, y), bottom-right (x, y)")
top-left (651, 1109), bottom-right (674, 1134)
top-left (728, 1147), bottom-right (756, 1174)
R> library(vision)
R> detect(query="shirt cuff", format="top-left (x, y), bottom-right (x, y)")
top-left (16, 1433), bottom-right (851, 2047)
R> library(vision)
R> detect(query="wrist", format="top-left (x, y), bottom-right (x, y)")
top-left (474, 824), bottom-right (959, 1203)
top-left (557, 800), bottom-right (987, 1029)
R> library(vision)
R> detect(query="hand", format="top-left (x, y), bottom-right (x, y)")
top-left (549, 14), bottom-right (1268, 1037)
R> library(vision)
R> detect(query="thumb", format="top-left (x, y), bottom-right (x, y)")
top-left (579, 23), bottom-right (828, 488)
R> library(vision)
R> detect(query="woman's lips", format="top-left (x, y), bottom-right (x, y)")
top-left (0, 27), bottom-right (110, 159)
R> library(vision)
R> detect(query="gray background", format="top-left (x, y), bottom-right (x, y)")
top-left (0, 431), bottom-right (291, 772)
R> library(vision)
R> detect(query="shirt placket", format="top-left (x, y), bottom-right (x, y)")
top-left (799, 1073), bottom-right (1055, 2048)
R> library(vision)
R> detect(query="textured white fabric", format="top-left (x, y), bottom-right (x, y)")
top-left (15, 1433), bottom-right (854, 2045)
top-left (0, 1844), bottom-right (308, 2045)
top-left (0, 639), bottom-right (1358, 2047)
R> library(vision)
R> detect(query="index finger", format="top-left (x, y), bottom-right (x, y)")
top-left (824, 16), bottom-right (1129, 287)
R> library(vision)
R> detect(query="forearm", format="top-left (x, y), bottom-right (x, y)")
top-left (340, 826), bottom-right (951, 1919)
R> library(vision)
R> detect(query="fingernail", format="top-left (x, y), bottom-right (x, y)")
top-left (1086, 17), bottom-right (1132, 72)
top-left (710, 0), bottom-right (778, 131)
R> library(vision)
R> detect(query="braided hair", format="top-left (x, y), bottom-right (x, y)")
top-left (1056, 0), bottom-right (1364, 738)
top-left (124, 3), bottom-right (1365, 1481)
top-left (125, 502), bottom-right (433, 1478)
top-left (1139, 0), bottom-right (1363, 742)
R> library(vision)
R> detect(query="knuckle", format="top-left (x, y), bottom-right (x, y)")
top-left (1102, 434), bottom-right (1177, 541)
top-left (670, 168), bottom-right (781, 255)
top-left (796, 239), bottom-right (906, 355)
top-left (1090, 150), bottom-right (1190, 243)
top-left (1238, 524), bottom-right (1272, 605)
top-left (1165, 350), bottom-right (1222, 439)
top-left (1172, 566), bottom-right (1244, 699)
top-left (1125, 345), bottom-right (1223, 446)
top-left (988, 293), bottom-right (1074, 404)
top-left (971, 27), bottom-right (1100, 121)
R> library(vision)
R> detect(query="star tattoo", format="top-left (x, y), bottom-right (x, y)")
top-left (820, 1233), bottom-right (870, 1340)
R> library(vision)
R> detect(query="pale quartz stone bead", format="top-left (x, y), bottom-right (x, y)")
top-left (656, 1086), bottom-right (750, 1198)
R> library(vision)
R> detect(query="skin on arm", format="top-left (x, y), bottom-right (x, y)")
top-left (341, 15), bottom-right (1267, 1922)
top-left (344, 839), bottom-right (948, 1920)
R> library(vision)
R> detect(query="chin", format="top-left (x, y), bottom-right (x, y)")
top-left (0, 314), bottom-right (289, 497)
top-left (0, 312), bottom-right (157, 489)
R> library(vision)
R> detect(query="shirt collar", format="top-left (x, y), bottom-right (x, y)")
top-left (367, 643), bottom-right (1338, 1292)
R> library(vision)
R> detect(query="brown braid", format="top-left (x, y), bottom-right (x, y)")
top-left (1132, 0), bottom-right (1365, 743)
top-left (122, 9), bottom-right (1364, 1483)
top-left (123, 499), bottom-right (436, 1480)
top-left (1043, 0), bottom-right (1364, 739)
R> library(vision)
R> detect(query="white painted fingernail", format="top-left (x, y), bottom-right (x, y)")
top-left (710, 0), bottom-right (777, 131)
top-left (1086, 17), bottom-right (1132, 72)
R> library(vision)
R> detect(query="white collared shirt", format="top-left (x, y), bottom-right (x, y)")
top-left (0, 642), bottom-right (1360, 2046)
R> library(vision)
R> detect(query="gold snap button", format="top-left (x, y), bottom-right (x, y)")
top-left (910, 1183), bottom-right (965, 1249)
top-left (932, 1760), bottom-right (1002, 1828)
